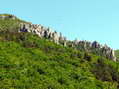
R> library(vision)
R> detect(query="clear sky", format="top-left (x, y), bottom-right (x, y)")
top-left (0, 0), bottom-right (119, 49)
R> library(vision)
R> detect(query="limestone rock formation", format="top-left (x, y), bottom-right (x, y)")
top-left (19, 23), bottom-right (117, 61)
top-left (19, 23), bottom-right (67, 45)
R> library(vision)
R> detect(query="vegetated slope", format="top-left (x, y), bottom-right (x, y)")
top-left (0, 14), bottom-right (29, 32)
top-left (115, 50), bottom-right (119, 59)
top-left (0, 14), bottom-right (119, 89)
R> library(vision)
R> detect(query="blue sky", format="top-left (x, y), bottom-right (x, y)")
top-left (0, 0), bottom-right (119, 49)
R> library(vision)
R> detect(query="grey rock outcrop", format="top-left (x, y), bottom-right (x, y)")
top-left (19, 23), bottom-right (67, 45)
top-left (19, 23), bottom-right (117, 61)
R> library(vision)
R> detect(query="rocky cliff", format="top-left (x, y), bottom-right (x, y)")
top-left (19, 23), bottom-right (117, 61)
top-left (0, 14), bottom-right (116, 61)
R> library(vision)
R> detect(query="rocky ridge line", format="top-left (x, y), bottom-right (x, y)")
top-left (0, 14), bottom-right (116, 61)
top-left (19, 23), bottom-right (117, 61)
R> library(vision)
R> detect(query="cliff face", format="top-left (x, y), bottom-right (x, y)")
top-left (19, 23), bottom-right (117, 61)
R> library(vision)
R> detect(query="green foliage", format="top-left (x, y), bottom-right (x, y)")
top-left (0, 16), bottom-right (119, 89)
top-left (91, 58), bottom-right (119, 82)
top-left (115, 50), bottom-right (119, 60)
top-left (0, 14), bottom-right (29, 32)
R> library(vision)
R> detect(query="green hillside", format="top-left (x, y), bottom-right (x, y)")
top-left (0, 14), bottom-right (29, 32)
top-left (0, 15), bottom-right (119, 89)
top-left (115, 50), bottom-right (119, 59)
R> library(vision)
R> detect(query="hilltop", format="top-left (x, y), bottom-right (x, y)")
top-left (0, 14), bottom-right (117, 61)
top-left (0, 14), bottom-right (119, 89)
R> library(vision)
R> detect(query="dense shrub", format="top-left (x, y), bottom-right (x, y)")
top-left (91, 58), bottom-right (119, 83)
